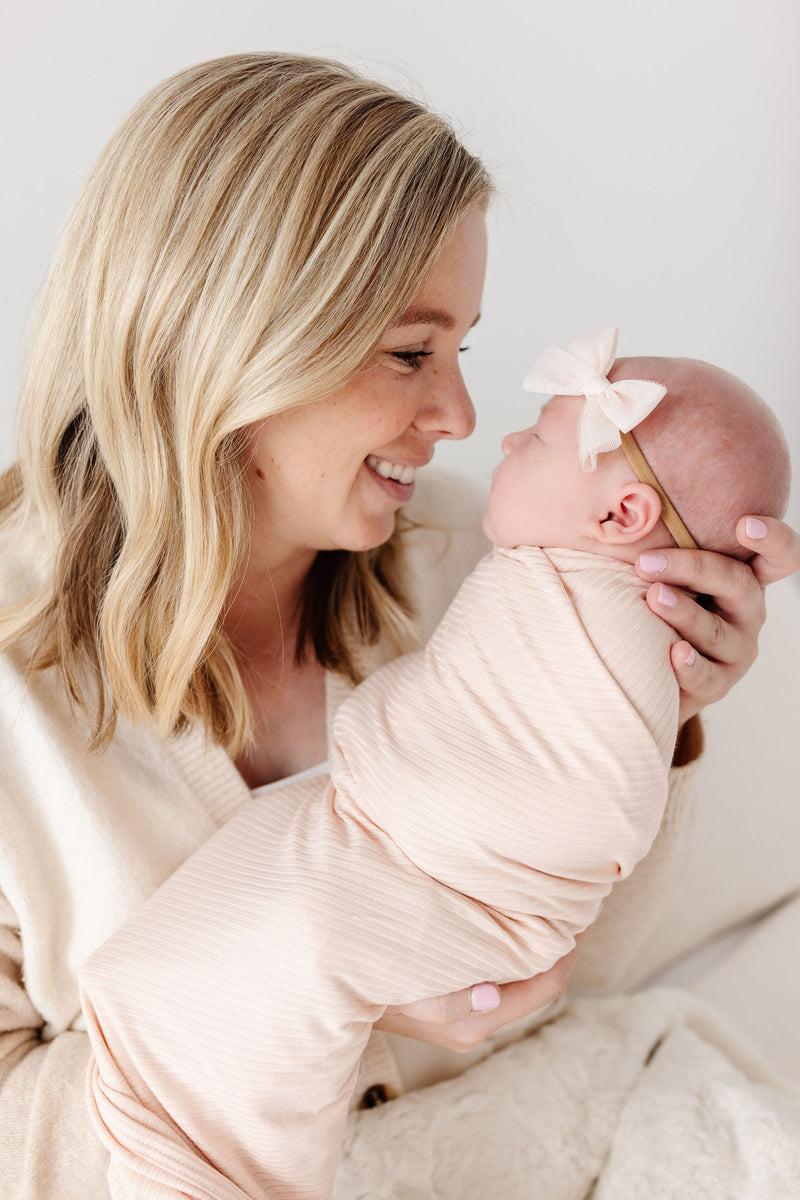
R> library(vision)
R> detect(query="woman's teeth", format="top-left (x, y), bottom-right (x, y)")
top-left (367, 455), bottom-right (417, 485)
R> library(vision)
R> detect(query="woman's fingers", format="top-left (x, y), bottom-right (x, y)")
top-left (637, 549), bottom-right (765, 626)
top-left (637, 548), bottom-right (765, 721)
top-left (645, 579), bottom-right (753, 666)
top-left (376, 942), bottom-right (581, 1053)
top-left (735, 515), bottom-right (800, 586)
top-left (667, 639), bottom-right (730, 725)
top-left (381, 982), bottom-right (500, 1027)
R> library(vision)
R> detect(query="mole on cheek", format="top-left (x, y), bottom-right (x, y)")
top-left (255, 468), bottom-right (266, 480)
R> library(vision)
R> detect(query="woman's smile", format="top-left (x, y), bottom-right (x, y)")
top-left (365, 453), bottom-right (433, 499)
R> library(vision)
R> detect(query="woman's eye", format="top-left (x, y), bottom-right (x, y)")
top-left (390, 350), bottom-right (433, 370)
top-left (388, 344), bottom-right (470, 370)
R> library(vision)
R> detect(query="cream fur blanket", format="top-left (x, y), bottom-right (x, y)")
top-left (334, 987), bottom-right (800, 1200)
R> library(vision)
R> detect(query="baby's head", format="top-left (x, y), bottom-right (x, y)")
top-left (484, 335), bottom-right (791, 563)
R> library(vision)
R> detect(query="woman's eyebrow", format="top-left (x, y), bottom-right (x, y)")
top-left (393, 306), bottom-right (481, 330)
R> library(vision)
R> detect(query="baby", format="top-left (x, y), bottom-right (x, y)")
top-left (80, 329), bottom-right (791, 1200)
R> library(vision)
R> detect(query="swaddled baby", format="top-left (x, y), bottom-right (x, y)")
top-left (81, 328), bottom-right (791, 1200)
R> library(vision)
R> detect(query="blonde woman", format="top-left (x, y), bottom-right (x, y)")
top-left (0, 52), bottom-right (797, 1199)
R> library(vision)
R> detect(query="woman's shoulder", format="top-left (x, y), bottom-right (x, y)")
top-left (399, 467), bottom-right (490, 641)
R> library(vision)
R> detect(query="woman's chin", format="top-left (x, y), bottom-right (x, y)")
top-left (340, 513), bottom-right (399, 554)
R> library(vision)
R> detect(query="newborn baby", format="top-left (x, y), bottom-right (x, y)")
top-left (80, 329), bottom-right (791, 1200)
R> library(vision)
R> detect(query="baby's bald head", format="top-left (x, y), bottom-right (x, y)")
top-left (610, 357), bottom-right (791, 559)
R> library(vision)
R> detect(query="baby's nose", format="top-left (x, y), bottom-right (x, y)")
top-left (501, 427), bottom-right (532, 456)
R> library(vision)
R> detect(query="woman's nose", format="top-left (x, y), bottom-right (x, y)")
top-left (414, 369), bottom-right (476, 441)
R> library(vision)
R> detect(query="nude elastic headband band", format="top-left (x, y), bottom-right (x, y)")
top-left (618, 431), bottom-right (698, 550)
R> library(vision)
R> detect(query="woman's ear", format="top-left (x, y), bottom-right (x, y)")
top-left (596, 483), bottom-right (663, 545)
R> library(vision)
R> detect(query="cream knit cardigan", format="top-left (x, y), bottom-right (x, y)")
top-left (0, 473), bottom-right (694, 1200)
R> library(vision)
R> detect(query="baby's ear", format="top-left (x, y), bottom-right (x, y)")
top-left (596, 483), bottom-right (664, 545)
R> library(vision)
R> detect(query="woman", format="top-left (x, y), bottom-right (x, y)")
top-left (0, 52), bottom-right (797, 1199)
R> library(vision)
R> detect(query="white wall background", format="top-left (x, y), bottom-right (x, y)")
top-left (2, 0), bottom-right (798, 525)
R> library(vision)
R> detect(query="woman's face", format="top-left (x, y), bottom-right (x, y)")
top-left (246, 207), bottom-right (487, 574)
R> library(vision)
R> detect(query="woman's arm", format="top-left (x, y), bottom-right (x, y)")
top-left (0, 890), bottom-right (110, 1200)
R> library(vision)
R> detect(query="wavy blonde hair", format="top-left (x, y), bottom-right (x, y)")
top-left (0, 52), bottom-right (492, 752)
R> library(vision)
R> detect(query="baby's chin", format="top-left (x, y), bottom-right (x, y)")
top-left (482, 510), bottom-right (537, 550)
top-left (483, 514), bottom-right (522, 547)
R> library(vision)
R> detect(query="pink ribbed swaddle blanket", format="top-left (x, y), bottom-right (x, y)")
top-left (80, 546), bottom-right (678, 1200)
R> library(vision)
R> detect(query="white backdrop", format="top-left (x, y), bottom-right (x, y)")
top-left (2, 0), bottom-right (798, 524)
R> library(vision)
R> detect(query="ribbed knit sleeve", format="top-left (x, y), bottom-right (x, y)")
top-left (80, 548), bottom-right (679, 1200)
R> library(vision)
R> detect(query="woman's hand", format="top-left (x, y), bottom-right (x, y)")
top-left (375, 941), bottom-right (580, 1054)
top-left (637, 515), bottom-right (800, 725)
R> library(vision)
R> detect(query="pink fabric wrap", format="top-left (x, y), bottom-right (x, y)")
top-left (80, 546), bottom-right (678, 1200)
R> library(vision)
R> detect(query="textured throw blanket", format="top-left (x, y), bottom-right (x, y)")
top-left (334, 988), bottom-right (800, 1200)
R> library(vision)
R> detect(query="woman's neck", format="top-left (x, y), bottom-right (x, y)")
top-left (223, 545), bottom-right (329, 788)
top-left (223, 545), bottom-right (317, 665)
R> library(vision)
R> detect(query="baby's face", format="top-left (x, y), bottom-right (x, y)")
top-left (483, 394), bottom-right (614, 550)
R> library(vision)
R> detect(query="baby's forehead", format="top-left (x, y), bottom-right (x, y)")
top-left (540, 393), bottom-right (583, 417)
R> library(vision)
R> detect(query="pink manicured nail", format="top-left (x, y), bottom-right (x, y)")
top-left (639, 552), bottom-right (668, 575)
top-left (470, 983), bottom-right (501, 1013)
top-left (745, 517), bottom-right (768, 539)
top-left (657, 584), bottom-right (678, 607)
top-left (682, 646), bottom-right (696, 667)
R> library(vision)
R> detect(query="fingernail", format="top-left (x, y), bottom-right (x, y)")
top-left (657, 584), bottom-right (678, 607)
top-left (682, 646), bottom-right (696, 667)
top-left (470, 983), bottom-right (501, 1013)
top-left (745, 517), bottom-right (768, 539)
top-left (639, 552), bottom-right (668, 575)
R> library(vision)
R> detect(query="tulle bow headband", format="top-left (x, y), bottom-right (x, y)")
top-left (523, 327), bottom-right (698, 550)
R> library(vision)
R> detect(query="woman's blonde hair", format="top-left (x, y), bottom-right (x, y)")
top-left (0, 52), bottom-right (492, 751)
